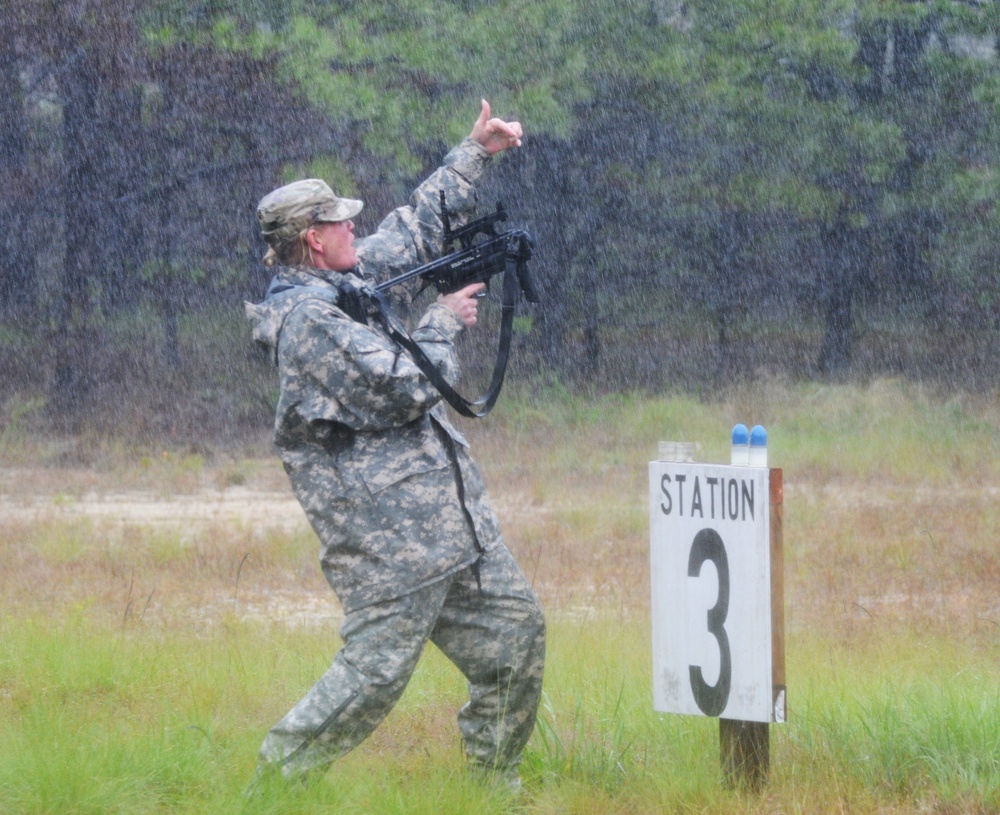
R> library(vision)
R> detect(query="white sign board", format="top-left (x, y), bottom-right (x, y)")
top-left (649, 462), bottom-right (776, 723)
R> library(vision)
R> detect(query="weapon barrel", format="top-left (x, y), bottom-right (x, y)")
top-left (375, 234), bottom-right (509, 295)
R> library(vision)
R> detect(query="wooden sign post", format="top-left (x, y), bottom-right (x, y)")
top-left (649, 460), bottom-right (785, 791)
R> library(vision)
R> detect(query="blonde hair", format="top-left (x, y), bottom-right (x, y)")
top-left (263, 227), bottom-right (313, 268)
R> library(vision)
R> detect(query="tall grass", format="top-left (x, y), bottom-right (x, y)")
top-left (1, 614), bottom-right (995, 813)
top-left (1, 379), bottom-right (999, 813)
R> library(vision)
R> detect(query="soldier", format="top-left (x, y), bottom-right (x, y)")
top-left (245, 101), bottom-right (545, 791)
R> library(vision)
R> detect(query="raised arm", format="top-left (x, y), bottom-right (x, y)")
top-left (354, 101), bottom-right (524, 298)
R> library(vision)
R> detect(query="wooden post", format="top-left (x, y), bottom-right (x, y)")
top-left (720, 718), bottom-right (769, 791)
top-left (720, 469), bottom-right (784, 792)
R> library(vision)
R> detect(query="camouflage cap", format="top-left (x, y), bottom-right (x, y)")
top-left (256, 179), bottom-right (364, 243)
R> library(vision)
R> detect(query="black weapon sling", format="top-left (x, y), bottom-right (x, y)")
top-left (358, 258), bottom-right (522, 419)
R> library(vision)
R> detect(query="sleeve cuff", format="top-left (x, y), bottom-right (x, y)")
top-left (444, 138), bottom-right (491, 183)
top-left (417, 302), bottom-right (465, 342)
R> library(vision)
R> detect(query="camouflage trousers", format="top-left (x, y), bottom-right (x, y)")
top-left (257, 544), bottom-right (546, 779)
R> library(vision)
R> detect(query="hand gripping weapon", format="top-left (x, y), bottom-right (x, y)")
top-left (376, 192), bottom-right (538, 302)
top-left (361, 192), bottom-right (537, 418)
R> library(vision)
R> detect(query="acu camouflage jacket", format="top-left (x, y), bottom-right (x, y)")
top-left (246, 138), bottom-right (503, 612)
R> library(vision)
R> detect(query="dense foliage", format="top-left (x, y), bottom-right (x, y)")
top-left (2, 0), bottom-right (1000, 437)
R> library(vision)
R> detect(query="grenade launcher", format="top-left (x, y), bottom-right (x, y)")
top-left (375, 191), bottom-right (538, 303)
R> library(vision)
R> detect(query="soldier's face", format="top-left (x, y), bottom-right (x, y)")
top-left (308, 220), bottom-right (357, 271)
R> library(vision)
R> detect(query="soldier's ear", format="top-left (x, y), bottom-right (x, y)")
top-left (303, 226), bottom-right (324, 252)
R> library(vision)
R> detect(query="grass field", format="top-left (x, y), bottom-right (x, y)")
top-left (1, 379), bottom-right (998, 813)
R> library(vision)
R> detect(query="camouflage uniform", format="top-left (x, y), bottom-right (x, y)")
top-left (246, 138), bottom-right (545, 780)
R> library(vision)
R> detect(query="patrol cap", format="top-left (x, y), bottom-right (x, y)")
top-left (256, 179), bottom-right (364, 242)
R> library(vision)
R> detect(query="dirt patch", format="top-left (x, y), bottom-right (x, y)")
top-left (3, 470), bottom-right (998, 638)
top-left (0, 486), bottom-right (306, 532)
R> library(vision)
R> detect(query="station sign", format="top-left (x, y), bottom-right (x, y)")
top-left (649, 462), bottom-right (784, 724)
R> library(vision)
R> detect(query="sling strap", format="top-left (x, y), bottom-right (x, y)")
top-left (364, 255), bottom-right (523, 419)
top-left (265, 255), bottom-right (526, 418)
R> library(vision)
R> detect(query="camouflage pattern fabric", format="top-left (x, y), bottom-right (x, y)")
top-left (258, 545), bottom-right (545, 778)
top-left (257, 178), bottom-right (364, 245)
top-left (246, 137), bottom-right (545, 780)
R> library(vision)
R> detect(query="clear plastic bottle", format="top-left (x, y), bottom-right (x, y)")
top-left (731, 423), bottom-right (750, 466)
top-left (749, 424), bottom-right (768, 467)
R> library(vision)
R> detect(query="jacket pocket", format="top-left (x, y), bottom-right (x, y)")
top-left (353, 428), bottom-right (469, 558)
top-left (354, 424), bottom-right (451, 495)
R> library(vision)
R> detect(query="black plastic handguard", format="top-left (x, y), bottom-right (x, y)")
top-left (375, 193), bottom-right (538, 303)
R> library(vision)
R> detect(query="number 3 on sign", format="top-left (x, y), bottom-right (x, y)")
top-left (688, 529), bottom-right (731, 716)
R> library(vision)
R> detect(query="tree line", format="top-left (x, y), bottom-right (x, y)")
top-left (2, 0), bottom-right (1000, 436)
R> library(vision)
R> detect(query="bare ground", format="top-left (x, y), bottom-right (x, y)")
top-left (2, 462), bottom-right (998, 648)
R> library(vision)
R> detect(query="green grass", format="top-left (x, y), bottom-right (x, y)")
top-left (2, 378), bottom-right (999, 813)
top-left (1, 614), bottom-right (996, 813)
